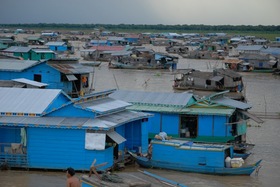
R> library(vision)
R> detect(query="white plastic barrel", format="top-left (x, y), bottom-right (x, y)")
top-left (225, 156), bottom-right (231, 168)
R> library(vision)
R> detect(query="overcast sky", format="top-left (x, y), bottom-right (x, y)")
top-left (0, 0), bottom-right (279, 25)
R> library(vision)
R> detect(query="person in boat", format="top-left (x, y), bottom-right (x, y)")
top-left (154, 132), bottom-right (171, 141)
top-left (66, 167), bottom-right (81, 187)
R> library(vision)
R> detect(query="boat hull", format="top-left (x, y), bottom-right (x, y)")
top-left (130, 152), bottom-right (261, 176)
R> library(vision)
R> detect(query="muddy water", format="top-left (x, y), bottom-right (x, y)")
top-left (1, 57), bottom-right (280, 187)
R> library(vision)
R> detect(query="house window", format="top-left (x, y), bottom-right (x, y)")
top-left (206, 80), bottom-right (211, 86)
top-left (34, 74), bottom-right (42, 82)
top-left (180, 115), bottom-right (198, 138)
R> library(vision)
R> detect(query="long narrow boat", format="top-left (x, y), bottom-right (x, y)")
top-left (129, 139), bottom-right (262, 176)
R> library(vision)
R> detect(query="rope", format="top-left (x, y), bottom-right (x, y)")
top-left (255, 165), bottom-right (262, 176)
top-left (101, 173), bottom-right (123, 183)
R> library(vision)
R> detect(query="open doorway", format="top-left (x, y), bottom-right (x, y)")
top-left (180, 115), bottom-right (198, 138)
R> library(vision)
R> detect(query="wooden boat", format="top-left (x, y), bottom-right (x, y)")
top-left (129, 139), bottom-right (262, 176)
top-left (233, 152), bottom-right (251, 160)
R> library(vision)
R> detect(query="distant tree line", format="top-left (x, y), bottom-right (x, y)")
top-left (1, 23), bottom-right (280, 32)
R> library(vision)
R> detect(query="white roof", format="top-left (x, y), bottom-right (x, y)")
top-left (0, 88), bottom-right (62, 114)
top-left (12, 78), bottom-right (48, 87)
top-left (45, 42), bottom-right (66, 46)
top-left (0, 59), bottom-right (40, 71)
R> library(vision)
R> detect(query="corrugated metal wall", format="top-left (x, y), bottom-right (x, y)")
top-left (198, 115), bottom-right (227, 137)
top-left (124, 120), bottom-right (142, 153)
top-left (147, 112), bottom-right (161, 134)
top-left (198, 115), bottom-right (213, 136)
top-left (161, 114), bottom-right (179, 136)
top-left (27, 127), bottom-right (113, 171)
top-left (213, 116), bottom-right (227, 136)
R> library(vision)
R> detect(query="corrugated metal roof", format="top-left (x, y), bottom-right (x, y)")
top-left (12, 78), bottom-right (48, 87)
top-left (96, 110), bottom-right (152, 127)
top-left (239, 110), bottom-right (264, 123)
top-left (212, 97), bottom-right (252, 110)
top-left (107, 37), bottom-right (126, 41)
top-left (45, 42), bottom-right (66, 46)
top-left (66, 74), bottom-right (78, 81)
top-left (261, 47), bottom-right (280, 55)
top-left (111, 51), bottom-right (132, 56)
top-left (107, 131), bottom-right (126, 144)
top-left (47, 62), bottom-right (93, 74)
top-left (75, 97), bottom-right (131, 114)
top-left (0, 59), bottom-right (42, 72)
top-left (110, 90), bottom-right (193, 107)
top-left (0, 88), bottom-right (62, 114)
top-left (127, 105), bottom-right (190, 113)
top-left (187, 107), bottom-right (235, 116)
top-left (32, 48), bottom-right (54, 53)
top-left (128, 105), bottom-right (234, 116)
top-left (236, 45), bottom-right (264, 51)
top-left (90, 46), bottom-right (125, 51)
top-left (0, 110), bottom-right (152, 129)
top-left (3, 46), bottom-right (32, 53)
top-left (210, 76), bottom-right (223, 82)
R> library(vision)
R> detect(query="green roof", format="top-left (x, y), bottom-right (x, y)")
top-left (127, 105), bottom-right (190, 113)
top-left (187, 107), bottom-right (235, 116)
top-left (127, 104), bottom-right (234, 116)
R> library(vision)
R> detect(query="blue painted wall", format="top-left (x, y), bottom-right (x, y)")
top-left (213, 116), bottom-right (227, 136)
top-left (0, 62), bottom-right (73, 93)
top-left (161, 114), bottom-right (179, 136)
top-left (48, 45), bottom-right (67, 52)
top-left (147, 112), bottom-right (161, 134)
top-left (116, 125), bottom-right (125, 152)
top-left (27, 127), bottom-right (113, 170)
top-left (0, 127), bottom-right (21, 152)
top-left (125, 38), bottom-right (138, 43)
top-left (147, 112), bottom-right (179, 137)
top-left (124, 120), bottom-right (147, 153)
top-left (198, 115), bottom-right (228, 137)
top-left (46, 104), bottom-right (95, 118)
top-left (198, 115), bottom-right (213, 136)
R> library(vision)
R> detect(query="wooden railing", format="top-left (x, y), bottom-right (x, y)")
top-left (0, 143), bottom-right (28, 168)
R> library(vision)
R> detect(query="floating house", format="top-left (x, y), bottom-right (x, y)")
top-left (109, 47), bottom-right (178, 70)
top-left (0, 58), bottom-right (93, 97)
top-left (1, 46), bottom-right (55, 60)
top-left (110, 90), bottom-right (263, 150)
top-left (0, 88), bottom-right (151, 170)
top-left (25, 36), bottom-right (45, 45)
top-left (2, 46), bottom-right (32, 60)
top-left (173, 69), bottom-right (244, 96)
top-left (45, 41), bottom-right (72, 53)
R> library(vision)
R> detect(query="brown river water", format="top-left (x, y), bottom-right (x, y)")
top-left (1, 49), bottom-right (280, 186)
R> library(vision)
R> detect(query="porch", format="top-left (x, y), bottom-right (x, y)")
top-left (0, 143), bottom-right (28, 168)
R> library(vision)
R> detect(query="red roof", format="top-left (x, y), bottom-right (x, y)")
top-left (90, 46), bottom-right (125, 51)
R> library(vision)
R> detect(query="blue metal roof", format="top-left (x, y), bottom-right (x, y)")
top-left (74, 97), bottom-right (131, 115)
top-left (110, 90), bottom-right (194, 107)
top-left (0, 59), bottom-right (42, 72)
top-left (0, 88), bottom-right (68, 115)
top-left (0, 110), bottom-right (152, 130)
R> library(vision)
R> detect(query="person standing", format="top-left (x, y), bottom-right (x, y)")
top-left (66, 167), bottom-right (81, 187)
